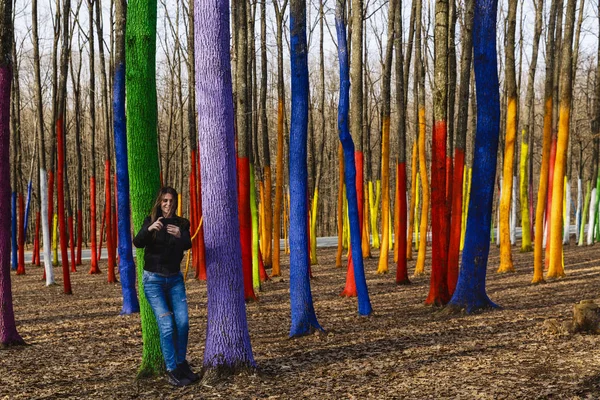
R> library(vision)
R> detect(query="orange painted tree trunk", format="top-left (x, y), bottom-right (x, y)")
top-left (548, 0), bottom-right (576, 279)
top-left (532, 0), bottom-right (557, 284)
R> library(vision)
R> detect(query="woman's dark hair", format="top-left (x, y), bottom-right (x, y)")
top-left (151, 187), bottom-right (179, 222)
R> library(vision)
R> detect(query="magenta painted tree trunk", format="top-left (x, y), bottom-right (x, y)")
top-left (195, 0), bottom-right (255, 382)
top-left (0, 0), bottom-right (25, 346)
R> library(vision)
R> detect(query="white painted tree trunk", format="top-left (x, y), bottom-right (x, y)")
top-left (587, 188), bottom-right (597, 245)
top-left (40, 169), bottom-right (54, 285)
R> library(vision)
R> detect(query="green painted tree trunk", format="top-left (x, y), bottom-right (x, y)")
top-left (125, 0), bottom-right (163, 377)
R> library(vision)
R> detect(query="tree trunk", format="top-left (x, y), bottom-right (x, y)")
top-left (126, 0), bottom-right (163, 377)
top-left (532, 0), bottom-right (558, 284)
top-left (0, 0), bottom-right (25, 346)
top-left (447, 0), bottom-right (500, 314)
top-left (414, 0), bottom-right (429, 276)
top-left (548, 0), bottom-right (577, 278)
top-left (289, 0), bottom-right (324, 337)
top-left (377, 0), bottom-right (396, 274)
top-left (427, 0), bottom-right (451, 305)
top-left (497, 0), bottom-right (517, 273)
top-left (195, 0), bottom-right (256, 382)
top-left (271, 0), bottom-right (288, 278)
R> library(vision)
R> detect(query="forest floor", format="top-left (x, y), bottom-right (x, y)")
top-left (2, 242), bottom-right (600, 399)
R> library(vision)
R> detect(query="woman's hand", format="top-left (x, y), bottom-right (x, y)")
top-left (148, 217), bottom-right (164, 232)
top-left (166, 224), bottom-right (181, 238)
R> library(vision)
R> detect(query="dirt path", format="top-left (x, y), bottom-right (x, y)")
top-left (2, 243), bottom-right (600, 399)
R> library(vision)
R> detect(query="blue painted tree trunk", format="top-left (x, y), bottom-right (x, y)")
top-left (335, 0), bottom-right (372, 317)
top-left (447, 0), bottom-right (500, 313)
top-left (289, 0), bottom-right (323, 337)
top-left (195, 0), bottom-right (255, 379)
top-left (11, 191), bottom-right (16, 270)
top-left (114, 0), bottom-right (139, 315)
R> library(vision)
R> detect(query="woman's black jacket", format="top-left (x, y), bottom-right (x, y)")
top-left (133, 215), bottom-right (192, 276)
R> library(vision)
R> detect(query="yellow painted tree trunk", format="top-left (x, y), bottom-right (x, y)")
top-left (460, 167), bottom-right (472, 251)
top-left (310, 188), bottom-right (319, 265)
top-left (498, 99), bottom-right (516, 273)
top-left (519, 136), bottom-right (533, 251)
top-left (362, 192), bottom-right (371, 257)
top-left (368, 180), bottom-right (380, 249)
top-left (378, 119), bottom-right (391, 274)
top-left (414, 107), bottom-right (429, 276)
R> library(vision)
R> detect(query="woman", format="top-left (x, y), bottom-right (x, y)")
top-left (133, 187), bottom-right (198, 386)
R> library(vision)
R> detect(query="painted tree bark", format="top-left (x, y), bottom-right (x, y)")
top-left (350, 0), bottom-right (365, 268)
top-left (114, 0), bottom-right (139, 315)
top-left (519, 0), bottom-right (543, 252)
top-left (548, 0), bottom-right (576, 279)
top-left (289, 0), bottom-right (323, 337)
top-left (532, 0), bottom-right (558, 284)
top-left (497, 0), bottom-right (517, 273)
top-left (377, 0), bottom-right (396, 274)
top-left (336, 0), bottom-right (373, 316)
top-left (126, 0), bottom-right (163, 377)
top-left (427, 0), bottom-right (451, 305)
top-left (414, 0), bottom-right (429, 276)
top-left (234, 0), bottom-right (257, 302)
top-left (0, 0), bottom-right (25, 347)
top-left (31, 0), bottom-right (53, 282)
top-left (447, 0), bottom-right (500, 314)
top-left (88, 0), bottom-right (100, 275)
top-left (260, 0), bottom-right (272, 268)
top-left (195, 0), bottom-right (256, 381)
top-left (447, 0), bottom-right (474, 295)
top-left (56, 0), bottom-right (72, 294)
top-left (394, 0), bottom-right (409, 284)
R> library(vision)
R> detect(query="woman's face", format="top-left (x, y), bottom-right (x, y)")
top-left (161, 193), bottom-right (175, 218)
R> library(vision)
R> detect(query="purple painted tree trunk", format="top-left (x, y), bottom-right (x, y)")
top-left (0, 0), bottom-right (25, 345)
top-left (195, 0), bottom-right (255, 382)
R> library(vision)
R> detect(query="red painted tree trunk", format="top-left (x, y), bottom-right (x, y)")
top-left (189, 150), bottom-right (199, 276)
top-left (396, 162), bottom-right (410, 284)
top-left (56, 116), bottom-right (71, 294)
top-left (237, 156), bottom-right (257, 301)
top-left (426, 121), bottom-right (450, 305)
top-left (16, 194), bottom-right (25, 275)
top-left (196, 157), bottom-right (207, 280)
top-left (89, 176), bottom-right (100, 273)
top-left (447, 148), bottom-right (465, 295)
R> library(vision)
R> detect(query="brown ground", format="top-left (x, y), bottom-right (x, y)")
top-left (2, 243), bottom-right (600, 399)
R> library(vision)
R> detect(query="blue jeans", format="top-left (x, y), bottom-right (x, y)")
top-left (142, 271), bottom-right (189, 372)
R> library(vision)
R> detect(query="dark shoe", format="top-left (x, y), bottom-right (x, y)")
top-left (178, 360), bottom-right (200, 383)
top-left (166, 366), bottom-right (193, 387)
